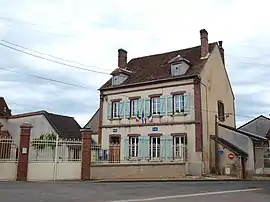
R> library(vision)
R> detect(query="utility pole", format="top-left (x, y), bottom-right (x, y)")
top-left (215, 114), bottom-right (219, 175)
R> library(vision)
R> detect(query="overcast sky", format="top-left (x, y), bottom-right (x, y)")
top-left (0, 0), bottom-right (270, 127)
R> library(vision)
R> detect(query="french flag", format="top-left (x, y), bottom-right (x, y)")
top-left (148, 114), bottom-right (153, 122)
top-left (135, 111), bottom-right (140, 122)
top-left (141, 111), bottom-right (147, 124)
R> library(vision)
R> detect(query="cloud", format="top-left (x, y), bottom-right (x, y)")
top-left (0, 0), bottom-right (270, 127)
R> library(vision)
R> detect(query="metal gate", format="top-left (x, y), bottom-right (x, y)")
top-left (28, 135), bottom-right (82, 181)
top-left (0, 137), bottom-right (18, 181)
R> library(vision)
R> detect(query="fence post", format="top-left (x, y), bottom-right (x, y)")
top-left (80, 129), bottom-right (92, 180)
top-left (16, 122), bottom-right (33, 181)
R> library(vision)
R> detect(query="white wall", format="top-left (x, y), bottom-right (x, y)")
top-left (0, 162), bottom-right (17, 181)
top-left (7, 114), bottom-right (56, 144)
top-left (27, 162), bottom-right (81, 181)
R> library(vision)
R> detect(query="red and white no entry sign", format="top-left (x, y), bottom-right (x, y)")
top-left (228, 153), bottom-right (235, 160)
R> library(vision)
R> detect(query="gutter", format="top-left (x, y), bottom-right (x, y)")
top-left (200, 81), bottom-right (209, 174)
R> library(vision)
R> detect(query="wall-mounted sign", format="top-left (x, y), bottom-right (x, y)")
top-left (112, 128), bottom-right (118, 133)
top-left (228, 153), bottom-right (235, 160)
top-left (152, 127), bottom-right (158, 132)
top-left (217, 150), bottom-right (224, 155)
top-left (22, 148), bottom-right (27, 154)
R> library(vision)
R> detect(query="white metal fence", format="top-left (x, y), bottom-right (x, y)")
top-left (0, 137), bottom-right (18, 162)
top-left (29, 137), bottom-right (82, 162)
top-left (0, 137), bottom-right (18, 181)
top-left (27, 136), bottom-right (82, 181)
top-left (91, 136), bottom-right (187, 164)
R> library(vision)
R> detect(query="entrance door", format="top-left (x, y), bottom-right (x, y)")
top-left (109, 135), bottom-right (120, 163)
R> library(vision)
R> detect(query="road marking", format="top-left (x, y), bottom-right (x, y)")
top-left (108, 187), bottom-right (263, 202)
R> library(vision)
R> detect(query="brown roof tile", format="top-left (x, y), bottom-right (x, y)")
top-left (100, 43), bottom-right (217, 90)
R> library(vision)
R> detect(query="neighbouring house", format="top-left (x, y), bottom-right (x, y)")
top-left (237, 115), bottom-right (270, 174)
top-left (96, 29), bottom-right (236, 175)
top-left (213, 123), bottom-right (268, 177)
top-left (84, 108), bottom-right (99, 144)
top-left (0, 97), bottom-right (94, 162)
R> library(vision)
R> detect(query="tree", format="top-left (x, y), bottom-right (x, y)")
top-left (31, 131), bottom-right (58, 160)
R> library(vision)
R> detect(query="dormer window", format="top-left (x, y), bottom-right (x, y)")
top-left (112, 75), bottom-right (121, 85)
top-left (168, 55), bottom-right (191, 77)
top-left (110, 68), bottom-right (132, 86)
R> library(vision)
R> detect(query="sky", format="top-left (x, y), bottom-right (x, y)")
top-left (0, 0), bottom-right (270, 127)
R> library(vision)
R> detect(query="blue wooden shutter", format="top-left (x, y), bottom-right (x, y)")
top-left (119, 100), bottom-right (125, 118)
top-left (159, 96), bottom-right (166, 116)
top-left (167, 95), bottom-right (173, 116)
top-left (184, 93), bottom-right (190, 114)
top-left (123, 136), bottom-right (130, 160)
top-left (107, 102), bottom-right (112, 120)
top-left (160, 135), bottom-right (173, 161)
top-left (125, 100), bottom-right (130, 118)
top-left (144, 97), bottom-right (151, 117)
top-left (138, 136), bottom-right (149, 160)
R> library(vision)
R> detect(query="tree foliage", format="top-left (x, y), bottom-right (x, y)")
top-left (31, 131), bottom-right (57, 150)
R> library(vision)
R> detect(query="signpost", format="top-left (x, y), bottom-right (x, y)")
top-left (217, 150), bottom-right (224, 175)
top-left (228, 153), bottom-right (235, 160)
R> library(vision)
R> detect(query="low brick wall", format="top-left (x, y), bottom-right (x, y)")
top-left (90, 162), bottom-right (186, 180)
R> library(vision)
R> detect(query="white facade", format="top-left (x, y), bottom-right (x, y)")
top-left (6, 114), bottom-right (56, 144)
top-left (101, 79), bottom-right (204, 175)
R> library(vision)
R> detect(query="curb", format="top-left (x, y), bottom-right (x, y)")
top-left (91, 179), bottom-right (247, 183)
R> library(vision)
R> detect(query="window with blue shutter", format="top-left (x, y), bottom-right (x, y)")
top-left (138, 136), bottom-right (149, 160)
top-left (107, 102), bottom-right (112, 120)
top-left (183, 93), bottom-right (190, 114)
top-left (167, 95), bottom-right (173, 116)
top-left (160, 135), bottom-right (173, 161)
top-left (159, 96), bottom-right (166, 116)
top-left (125, 100), bottom-right (131, 118)
top-left (123, 136), bottom-right (130, 160)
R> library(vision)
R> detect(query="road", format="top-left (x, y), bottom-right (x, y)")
top-left (0, 180), bottom-right (269, 202)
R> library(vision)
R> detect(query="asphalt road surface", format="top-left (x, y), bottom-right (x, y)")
top-left (0, 180), bottom-right (269, 202)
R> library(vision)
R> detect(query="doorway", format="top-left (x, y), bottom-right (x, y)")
top-left (109, 135), bottom-right (121, 163)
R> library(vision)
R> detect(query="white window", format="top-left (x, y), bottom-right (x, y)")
top-left (112, 101), bottom-right (120, 118)
top-left (129, 137), bottom-right (139, 158)
top-left (173, 136), bottom-right (186, 160)
top-left (151, 97), bottom-right (160, 115)
top-left (130, 99), bottom-right (139, 117)
top-left (150, 136), bottom-right (160, 159)
top-left (173, 94), bottom-right (184, 113)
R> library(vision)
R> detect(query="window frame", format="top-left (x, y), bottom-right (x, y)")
top-left (112, 101), bottom-right (120, 119)
top-left (171, 91), bottom-right (186, 115)
top-left (128, 136), bottom-right (139, 158)
top-left (217, 100), bottom-right (225, 122)
top-left (149, 136), bottom-right (161, 160)
top-left (150, 96), bottom-right (161, 115)
top-left (130, 98), bottom-right (140, 118)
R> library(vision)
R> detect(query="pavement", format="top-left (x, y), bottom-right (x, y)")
top-left (0, 180), bottom-right (269, 202)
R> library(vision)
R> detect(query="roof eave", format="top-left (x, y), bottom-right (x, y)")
top-left (99, 74), bottom-right (200, 91)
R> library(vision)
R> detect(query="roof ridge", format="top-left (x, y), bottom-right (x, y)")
top-left (45, 111), bottom-right (74, 118)
top-left (129, 42), bottom-right (217, 61)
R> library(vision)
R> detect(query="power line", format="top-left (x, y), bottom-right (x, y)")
top-left (1, 40), bottom-right (113, 72)
top-left (0, 42), bottom-right (110, 75)
top-left (0, 67), bottom-right (96, 90)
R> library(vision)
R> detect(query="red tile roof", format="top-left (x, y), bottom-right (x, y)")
top-left (100, 43), bottom-right (217, 90)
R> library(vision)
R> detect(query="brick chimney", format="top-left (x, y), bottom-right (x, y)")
top-left (218, 41), bottom-right (225, 65)
top-left (118, 49), bottom-right (127, 69)
top-left (200, 29), bottom-right (209, 58)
